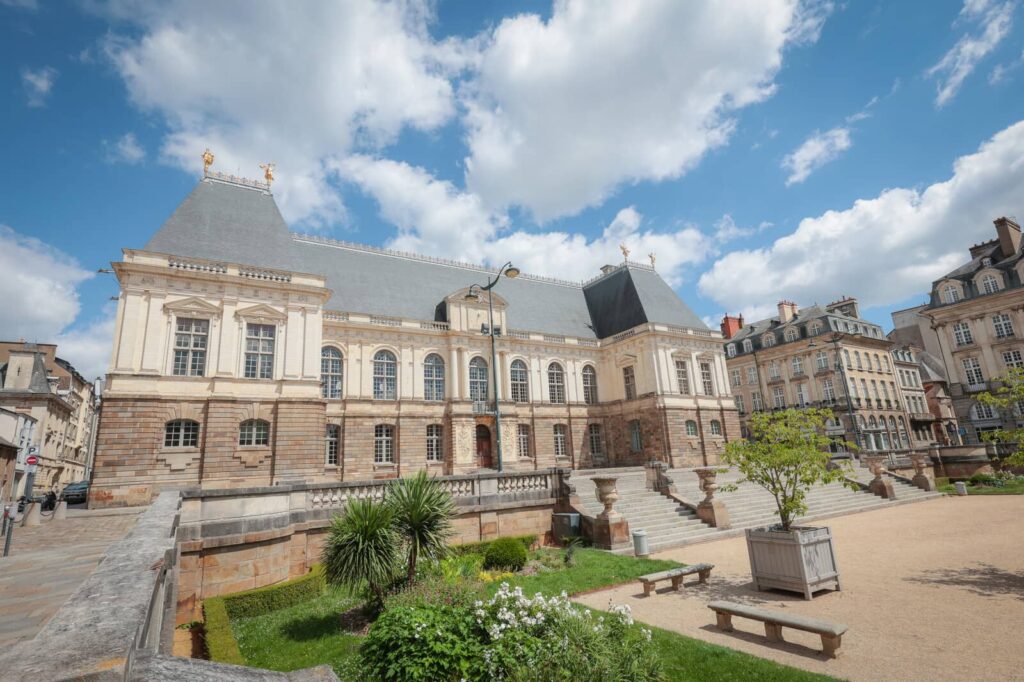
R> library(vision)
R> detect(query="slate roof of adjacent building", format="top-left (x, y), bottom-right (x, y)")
top-left (143, 177), bottom-right (708, 340)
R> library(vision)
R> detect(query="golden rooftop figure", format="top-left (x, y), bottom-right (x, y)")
top-left (619, 243), bottom-right (630, 259)
top-left (259, 162), bottom-right (276, 186)
top-left (201, 148), bottom-right (214, 174)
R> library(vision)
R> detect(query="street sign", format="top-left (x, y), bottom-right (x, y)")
top-left (25, 455), bottom-right (38, 466)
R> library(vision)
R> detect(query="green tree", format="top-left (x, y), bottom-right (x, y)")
top-left (322, 496), bottom-right (400, 605)
top-left (722, 408), bottom-right (854, 531)
top-left (388, 470), bottom-right (456, 583)
top-left (977, 366), bottom-right (1024, 467)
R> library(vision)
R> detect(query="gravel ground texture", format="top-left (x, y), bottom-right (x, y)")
top-left (575, 495), bottom-right (1024, 682)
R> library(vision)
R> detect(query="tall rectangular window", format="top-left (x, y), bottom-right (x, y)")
top-left (795, 383), bottom-right (809, 406)
top-left (816, 351), bottom-right (828, 371)
top-left (730, 369), bottom-right (741, 388)
top-left (700, 361), bottom-right (714, 395)
top-left (772, 386), bottom-right (785, 409)
top-left (623, 366), bottom-right (636, 400)
top-left (426, 424), bottom-right (443, 462)
top-left (173, 318), bottom-right (208, 376)
top-left (735, 394), bottom-right (745, 414)
top-left (962, 357), bottom-right (984, 387)
top-left (517, 424), bottom-right (531, 458)
top-left (751, 391), bottom-right (763, 411)
top-left (374, 424), bottom-right (395, 464)
top-left (1003, 349), bottom-right (1023, 369)
top-left (993, 313), bottom-right (1015, 339)
top-left (553, 424), bottom-right (568, 458)
top-left (510, 361), bottom-right (530, 403)
top-left (746, 366), bottom-right (757, 384)
top-left (628, 420), bottom-right (642, 453)
top-left (244, 323), bottom-right (276, 379)
top-left (768, 361), bottom-right (780, 380)
top-left (791, 356), bottom-right (804, 376)
top-left (588, 423), bottom-right (603, 457)
top-left (822, 378), bottom-right (835, 402)
top-left (325, 424), bottom-right (340, 465)
top-left (675, 360), bottom-right (690, 394)
top-left (953, 322), bottom-right (973, 347)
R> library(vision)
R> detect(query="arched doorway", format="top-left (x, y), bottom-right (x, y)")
top-left (475, 424), bottom-right (492, 468)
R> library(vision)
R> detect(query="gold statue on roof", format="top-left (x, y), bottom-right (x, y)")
top-left (649, 252), bottom-right (656, 268)
top-left (259, 162), bottom-right (276, 186)
top-left (202, 148), bottom-right (214, 174)
top-left (619, 243), bottom-right (630, 260)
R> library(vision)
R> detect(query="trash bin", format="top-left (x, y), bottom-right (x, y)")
top-left (954, 481), bottom-right (968, 496)
top-left (632, 529), bottom-right (649, 557)
top-left (552, 512), bottom-right (581, 542)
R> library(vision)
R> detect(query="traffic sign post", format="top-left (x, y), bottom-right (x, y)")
top-left (24, 455), bottom-right (38, 500)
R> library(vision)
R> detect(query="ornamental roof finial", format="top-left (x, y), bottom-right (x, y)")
top-left (619, 243), bottom-right (630, 260)
top-left (202, 148), bottom-right (215, 175)
top-left (259, 162), bottom-right (276, 186)
top-left (648, 252), bottom-right (656, 268)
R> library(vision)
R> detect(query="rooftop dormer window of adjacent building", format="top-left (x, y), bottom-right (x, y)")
top-left (941, 282), bottom-right (962, 304)
top-left (742, 339), bottom-right (753, 353)
top-left (763, 334), bottom-right (776, 348)
top-left (979, 273), bottom-right (1002, 295)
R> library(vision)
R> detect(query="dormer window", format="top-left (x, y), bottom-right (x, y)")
top-left (727, 344), bottom-right (736, 357)
top-left (784, 328), bottom-right (799, 343)
top-left (981, 274), bottom-right (1001, 295)
top-left (763, 334), bottom-right (776, 348)
top-left (942, 283), bottom-right (961, 304)
top-left (742, 339), bottom-right (753, 353)
top-left (981, 257), bottom-right (992, 267)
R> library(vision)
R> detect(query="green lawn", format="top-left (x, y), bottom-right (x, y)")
top-left (937, 480), bottom-right (1024, 495)
top-left (222, 547), bottom-right (835, 681)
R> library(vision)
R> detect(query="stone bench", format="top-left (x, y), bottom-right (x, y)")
top-left (638, 563), bottom-right (713, 596)
top-left (708, 600), bottom-right (848, 658)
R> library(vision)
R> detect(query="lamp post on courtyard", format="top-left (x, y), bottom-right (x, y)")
top-left (809, 332), bottom-right (863, 457)
top-left (465, 261), bottom-right (520, 472)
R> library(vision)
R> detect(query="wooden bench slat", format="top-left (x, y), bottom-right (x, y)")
top-left (708, 601), bottom-right (847, 636)
top-left (640, 563), bottom-right (712, 582)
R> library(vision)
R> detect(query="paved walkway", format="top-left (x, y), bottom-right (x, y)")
top-left (575, 495), bottom-right (1024, 682)
top-left (0, 509), bottom-right (141, 647)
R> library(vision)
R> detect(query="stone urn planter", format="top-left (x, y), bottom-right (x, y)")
top-left (745, 525), bottom-right (841, 600)
top-left (588, 477), bottom-right (630, 550)
top-left (591, 477), bottom-right (621, 520)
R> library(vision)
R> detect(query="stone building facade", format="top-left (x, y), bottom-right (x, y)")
top-left (721, 298), bottom-right (918, 452)
top-left (891, 217), bottom-right (1024, 444)
top-left (0, 343), bottom-right (98, 494)
top-left (90, 172), bottom-right (738, 507)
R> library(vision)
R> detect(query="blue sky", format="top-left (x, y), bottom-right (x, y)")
top-left (2, 0), bottom-right (1023, 380)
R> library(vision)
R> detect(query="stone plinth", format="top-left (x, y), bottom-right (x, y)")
top-left (865, 456), bottom-right (896, 499)
top-left (694, 467), bottom-right (730, 529)
top-left (909, 454), bottom-right (936, 492)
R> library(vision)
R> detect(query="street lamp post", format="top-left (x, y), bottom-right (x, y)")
top-left (465, 261), bottom-right (520, 472)
top-left (810, 332), bottom-right (863, 457)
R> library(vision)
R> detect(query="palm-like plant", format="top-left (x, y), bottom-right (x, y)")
top-left (322, 496), bottom-right (400, 604)
top-left (388, 470), bottom-right (456, 582)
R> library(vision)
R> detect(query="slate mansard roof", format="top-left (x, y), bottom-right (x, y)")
top-left (726, 302), bottom-right (886, 358)
top-left (143, 177), bottom-right (708, 340)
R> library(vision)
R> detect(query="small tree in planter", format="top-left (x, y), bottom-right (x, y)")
top-left (723, 408), bottom-right (855, 599)
top-left (978, 367), bottom-right (1024, 469)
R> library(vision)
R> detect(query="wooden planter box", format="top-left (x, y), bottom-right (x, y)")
top-left (745, 526), bottom-right (841, 600)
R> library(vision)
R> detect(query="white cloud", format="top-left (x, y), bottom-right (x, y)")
top-left (926, 0), bottom-right (1014, 107)
top-left (699, 119), bottom-right (1024, 317)
top-left (101, 1), bottom-right (462, 226)
top-left (55, 309), bottom-right (116, 383)
top-left (103, 132), bottom-right (145, 164)
top-left (989, 49), bottom-right (1024, 83)
top-left (341, 155), bottom-right (712, 286)
top-left (461, 0), bottom-right (830, 221)
top-left (781, 126), bottom-right (851, 185)
top-left (20, 66), bottom-right (57, 107)
top-left (1, 0), bottom-right (39, 10)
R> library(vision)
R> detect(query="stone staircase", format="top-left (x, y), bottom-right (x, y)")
top-left (574, 465), bottom-right (943, 553)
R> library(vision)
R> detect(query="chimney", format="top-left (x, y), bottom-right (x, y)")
top-left (994, 217), bottom-right (1021, 258)
top-left (720, 314), bottom-right (744, 340)
top-left (599, 264), bottom-right (617, 275)
top-left (777, 300), bottom-right (798, 323)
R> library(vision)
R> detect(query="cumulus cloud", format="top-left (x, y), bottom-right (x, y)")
top-left (21, 66), bottom-right (57, 107)
top-left (341, 156), bottom-right (712, 286)
top-left (699, 119), bottom-right (1024, 317)
top-left (461, 0), bottom-right (829, 221)
top-left (55, 309), bottom-right (116, 382)
top-left (926, 0), bottom-right (1014, 107)
top-left (101, 1), bottom-right (462, 226)
top-left (781, 127), bottom-right (852, 185)
top-left (102, 132), bottom-right (145, 164)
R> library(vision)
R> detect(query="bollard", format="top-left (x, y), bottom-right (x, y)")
top-left (54, 499), bottom-right (67, 521)
top-left (23, 501), bottom-right (41, 527)
top-left (954, 481), bottom-right (968, 496)
top-left (632, 529), bottom-right (649, 558)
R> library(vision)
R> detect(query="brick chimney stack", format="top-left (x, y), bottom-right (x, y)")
top-left (777, 300), bottom-right (798, 323)
top-left (720, 314), bottom-right (744, 339)
top-left (994, 216), bottom-right (1021, 258)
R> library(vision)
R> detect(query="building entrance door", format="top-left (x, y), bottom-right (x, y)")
top-left (475, 425), bottom-right (492, 469)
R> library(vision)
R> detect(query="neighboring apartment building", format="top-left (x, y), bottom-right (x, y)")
top-left (0, 343), bottom-right (98, 493)
top-left (890, 346), bottom-right (935, 447)
top-left (90, 170), bottom-right (738, 508)
top-left (721, 298), bottom-right (915, 452)
top-left (890, 217), bottom-right (1024, 444)
top-left (0, 407), bottom-right (38, 503)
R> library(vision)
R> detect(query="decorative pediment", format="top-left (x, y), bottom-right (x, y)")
top-left (445, 287), bottom-right (509, 309)
top-left (164, 296), bottom-right (222, 316)
top-left (235, 303), bottom-right (287, 323)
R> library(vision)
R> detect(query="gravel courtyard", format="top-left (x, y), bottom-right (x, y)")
top-left (575, 495), bottom-right (1024, 681)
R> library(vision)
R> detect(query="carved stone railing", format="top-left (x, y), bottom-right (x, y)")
top-left (497, 471), bottom-right (552, 495)
top-left (369, 315), bottom-right (402, 327)
top-left (238, 267), bottom-right (292, 283)
top-left (419, 321), bottom-right (450, 331)
top-left (168, 258), bottom-right (228, 274)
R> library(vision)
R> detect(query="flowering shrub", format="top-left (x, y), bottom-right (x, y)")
top-left (477, 570), bottom-right (515, 583)
top-left (361, 581), bottom-right (660, 681)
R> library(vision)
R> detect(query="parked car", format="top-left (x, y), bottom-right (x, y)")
top-left (61, 481), bottom-right (89, 504)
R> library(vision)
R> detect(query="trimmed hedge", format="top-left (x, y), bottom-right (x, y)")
top-left (483, 537), bottom-right (528, 571)
top-left (222, 565), bottom-right (326, 619)
top-left (202, 596), bottom-right (245, 666)
top-left (450, 534), bottom-right (537, 557)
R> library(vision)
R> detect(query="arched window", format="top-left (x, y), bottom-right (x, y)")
top-left (784, 328), bottom-right (799, 342)
top-left (325, 424), bottom-right (340, 465)
top-left (426, 424), bottom-right (443, 462)
top-left (854, 351), bottom-right (863, 369)
top-left (373, 350), bottom-right (397, 400)
top-left (321, 347), bottom-right (343, 399)
top-left (942, 283), bottom-right (960, 304)
top-left (710, 420), bottom-right (722, 436)
top-left (727, 344), bottom-right (736, 357)
top-left (763, 334), bottom-right (776, 348)
top-left (164, 419), bottom-right (199, 448)
top-left (868, 416), bottom-right (878, 430)
top-left (510, 360), bottom-right (529, 403)
top-left (469, 357), bottom-right (488, 401)
top-left (843, 349), bottom-right (851, 367)
top-left (981, 274), bottom-right (1001, 294)
top-left (873, 354), bottom-right (881, 370)
top-left (423, 354), bottom-right (445, 401)
top-left (374, 424), bottom-right (395, 463)
top-left (742, 339), bottom-right (753, 353)
top-left (548, 362), bottom-right (566, 403)
top-left (685, 420), bottom-right (698, 437)
top-left (553, 423), bottom-right (568, 458)
top-left (239, 419), bottom-right (270, 446)
top-left (582, 365), bottom-right (598, 405)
